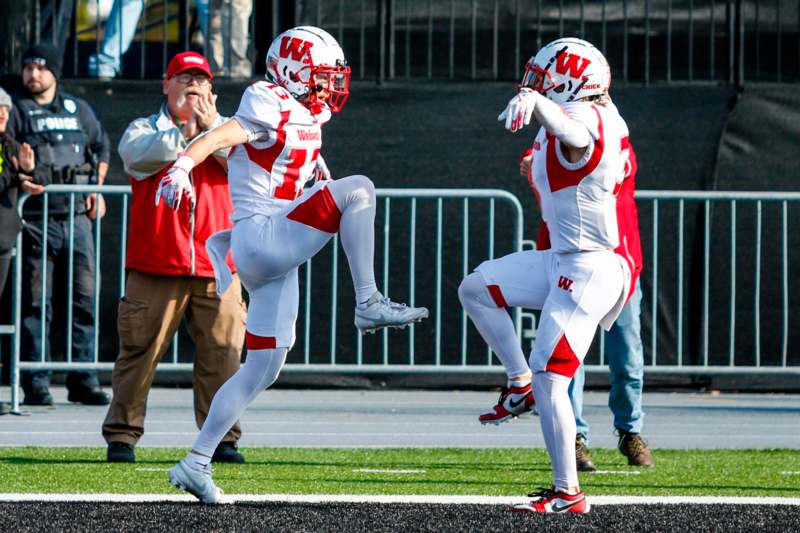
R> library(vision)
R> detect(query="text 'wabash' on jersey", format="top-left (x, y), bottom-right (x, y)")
top-left (227, 81), bottom-right (331, 221)
top-left (529, 100), bottom-right (630, 253)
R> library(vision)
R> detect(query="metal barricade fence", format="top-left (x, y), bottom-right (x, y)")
top-left (9, 185), bottom-right (525, 411)
top-left (600, 190), bottom-right (800, 375)
top-left (32, 0), bottom-right (800, 83)
top-left (7, 186), bottom-right (800, 410)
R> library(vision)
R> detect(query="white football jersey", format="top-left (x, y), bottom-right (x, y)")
top-left (529, 101), bottom-right (629, 253)
top-left (228, 81), bottom-right (331, 220)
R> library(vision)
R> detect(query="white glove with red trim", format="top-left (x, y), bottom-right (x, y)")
top-left (314, 154), bottom-right (332, 182)
top-left (498, 88), bottom-right (538, 133)
top-left (156, 154), bottom-right (196, 209)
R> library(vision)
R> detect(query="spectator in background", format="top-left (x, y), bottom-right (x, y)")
top-left (9, 43), bottom-right (111, 407)
top-left (0, 87), bottom-right (40, 416)
top-left (520, 139), bottom-right (654, 471)
top-left (200, 0), bottom-right (253, 79)
top-left (39, 0), bottom-right (76, 59)
top-left (89, 0), bottom-right (252, 79)
top-left (102, 52), bottom-right (246, 464)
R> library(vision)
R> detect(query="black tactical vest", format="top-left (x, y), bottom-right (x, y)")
top-left (11, 91), bottom-right (98, 216)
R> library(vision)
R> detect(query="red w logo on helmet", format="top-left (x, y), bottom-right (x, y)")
top-left (279, 36), bottom-right (314, 61)
top-left (555, 53), bottom-right (591, 79)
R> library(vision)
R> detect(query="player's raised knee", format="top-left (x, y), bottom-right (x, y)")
top-left (348, 174), bottom-right (375, 195)
top-left (458, 272), bottom-right (482, 305)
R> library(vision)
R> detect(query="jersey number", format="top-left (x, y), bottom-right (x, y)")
top-left (274, 148), bottom-right (320, 200)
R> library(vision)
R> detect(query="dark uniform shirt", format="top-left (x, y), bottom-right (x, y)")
top-left (8, 88), bottom-right (110, 216)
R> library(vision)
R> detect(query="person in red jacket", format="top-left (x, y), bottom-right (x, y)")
top-left (101, 52), bottom-right (246, 464)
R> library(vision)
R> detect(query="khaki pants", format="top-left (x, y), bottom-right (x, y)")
top-left (102, 270), bottom-right (246, 446)
top-left (208, 0), bottom-right (253, 78)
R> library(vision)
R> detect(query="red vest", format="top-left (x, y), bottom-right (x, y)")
top-left (125, 157), bottom-right (235, 277)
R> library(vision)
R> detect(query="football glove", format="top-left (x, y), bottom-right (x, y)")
top-left (156, 154), bottom-right (196, 210)
top-left (498, 88), bottom-right (538, 133)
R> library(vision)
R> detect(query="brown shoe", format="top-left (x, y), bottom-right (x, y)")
top-left (617, 431), bottom-right (654, 466)
top-left (575, 436), bottom-right (596, 472)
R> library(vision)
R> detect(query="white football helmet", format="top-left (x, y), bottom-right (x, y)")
top-left (265, 26), bottom-right (351, 112)
top-left (520, 38), bottom-right (610, 104)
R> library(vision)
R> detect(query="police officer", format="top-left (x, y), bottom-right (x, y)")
top-left (8, 43), bottom-right (111, 406)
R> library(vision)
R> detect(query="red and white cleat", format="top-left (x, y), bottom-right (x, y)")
top-left (512, 487), bottom-right (590, 514)
top-left (478, 384), bottom-right (535, 425)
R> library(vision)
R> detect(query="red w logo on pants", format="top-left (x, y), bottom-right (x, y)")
top-left (557, 276), bottom-right (574, 292)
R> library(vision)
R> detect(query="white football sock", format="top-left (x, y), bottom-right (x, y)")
top-left (533, 370), bottom-right (580, 490)
top-left (191, 347), bottom-right (288, 458)
top-left (184, 450), bottom-right (211, 469)
top-left (458, 272), bottom-right (530, 379)
top-left (327, 175), bottom-right (378, 304)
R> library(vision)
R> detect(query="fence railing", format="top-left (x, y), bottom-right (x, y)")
top-left (29, 0), bottom-right (800, 83)
top-left (5, 186), bottom-right (800, 411)
top-left (604, 190), bottom-right (800, 375)
top-left (8, 185), bottom-right (525, 411)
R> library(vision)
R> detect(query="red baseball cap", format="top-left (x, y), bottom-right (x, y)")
top-left (166, 51), bottom-right (213, 79)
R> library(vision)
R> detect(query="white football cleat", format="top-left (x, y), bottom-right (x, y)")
top-left (168, 459), bottom-right (225, 504)
top-left (355, 292), bottom-right (429, 334)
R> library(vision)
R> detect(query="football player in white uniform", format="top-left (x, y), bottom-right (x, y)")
top-left (163, 26), bottom-right (428, 503)
top-left (458, 38), bottom-right (632, 513)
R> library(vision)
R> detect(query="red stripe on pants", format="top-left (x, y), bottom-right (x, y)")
top-left (245, 331), bottom-right (277, 350)
top-left (486, 284), bottom-right (508, 308)
top-left (286, 186), bottom-right (342, 233)
top-left (545, 335), bottom-right (580, 378)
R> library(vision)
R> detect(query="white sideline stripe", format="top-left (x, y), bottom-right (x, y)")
top-left (352, 469), bottom-right (427, 474)
top-left (0, 494), bottom-right (799, 506)
top-left (591, 470), bottom-right (641, 475)
top-left (780, 471), bottom-right (800, 475)
top-left (135, 468), bottom-right (170, 472)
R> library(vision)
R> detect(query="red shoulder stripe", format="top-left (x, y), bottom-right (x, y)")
top-left (545, 105), bottom-right (605, 193)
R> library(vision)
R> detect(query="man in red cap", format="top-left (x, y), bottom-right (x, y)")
top-left (102, 52), bottom-right (246, 464)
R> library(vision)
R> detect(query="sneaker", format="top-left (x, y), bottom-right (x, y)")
top-left (617, 431), bottom-right (654, 467)
top-left (212, 442), bottom-right (245, 464)
top-left (575, 435), bottom-right (597, 472)
top-left (513, 487), bottom-right (590, 514)
top-left (354, 292), bottom-right (429, 334)
top-left (168, 459), bottom-right (225, 504)
top-left (478, 384), bottom-right (534, 425)
top-left (107, 442), bottom-right (135, 463)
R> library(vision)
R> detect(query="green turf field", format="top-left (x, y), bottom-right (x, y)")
top-left (1, 448), bottom-right (798, 497)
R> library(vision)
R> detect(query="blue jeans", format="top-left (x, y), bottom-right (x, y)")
top-left (20, 216), bottom-right (99, 391)
top-left (569, 280), bottom-right (645, 444)
top-left (88, 0), bottom-right (206, 77)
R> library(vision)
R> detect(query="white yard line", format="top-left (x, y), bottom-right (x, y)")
top-left (591, 470), bottom-right (642, 475)
top-left (0, 493), bottom-right (798, 506)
